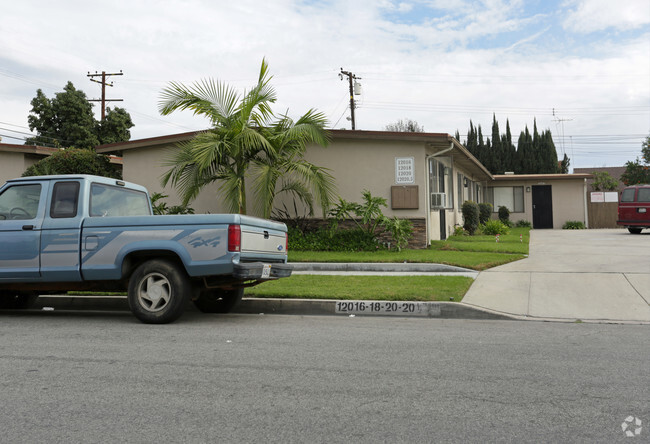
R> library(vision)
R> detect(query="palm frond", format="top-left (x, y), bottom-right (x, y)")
top-left (158, 79), bottom-right (239, 125)
top-left (285, 160), bottom-right (338, 216)
top-left (276, 179), bottom-right (315, 216)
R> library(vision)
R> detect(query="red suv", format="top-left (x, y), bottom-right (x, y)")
top-left (617, 184), bottom-right (650, 234)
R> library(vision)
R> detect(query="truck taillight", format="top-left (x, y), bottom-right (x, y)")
top-left (285, 232), bottom-right (289, 252)
top-left (228, 225), bottom-right (241, 252)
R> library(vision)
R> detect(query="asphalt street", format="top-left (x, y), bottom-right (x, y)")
top-left (0, 311), bottom-right (647, 443)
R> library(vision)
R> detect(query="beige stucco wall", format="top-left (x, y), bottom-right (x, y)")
top-left (292, 138), bottom-right (427, 220)
top-left (491, 178), bottom-right (588, 228)
top-left (0, 151), bottom-right (31, 185)
top-left (122, 145), bottom-right (230, 214)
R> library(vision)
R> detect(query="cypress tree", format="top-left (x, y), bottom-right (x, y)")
top-left (490, 114), bottom-right (502, 173)
top-left (461, 118), bottom-right (559, 174)
top-left (466, 121), bottom-right (477, 158)
top-left (505, 120), bottom-right (515, 172)
top-left (477, 125), bottom-right (485, 167)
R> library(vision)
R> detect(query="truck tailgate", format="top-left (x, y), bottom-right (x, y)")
top-left (241, 226), bottom-right (286, 255)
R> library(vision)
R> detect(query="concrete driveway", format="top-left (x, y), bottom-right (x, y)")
top-left (462, 229), bottom-right (650, 323)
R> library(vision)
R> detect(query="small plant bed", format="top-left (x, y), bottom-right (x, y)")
top-left (245, 275), bottom-right (473, 302)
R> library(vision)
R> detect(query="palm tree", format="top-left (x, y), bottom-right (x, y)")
top-left (158, 59), bottom-right (336, 216)
top-left (253, 110), bottom-right (336, 218)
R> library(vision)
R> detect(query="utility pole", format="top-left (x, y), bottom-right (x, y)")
top-left (339, 68), bottom-right (361, 130)
top-left (552, 108), bottom-right (574, 173)
top-left (552, 108), bottom-right (573, 156)
top-left (87, 70), bottom-right (124, 120)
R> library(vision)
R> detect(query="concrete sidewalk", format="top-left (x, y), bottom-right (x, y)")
top-left (462, 229), bottom-right (650, 323)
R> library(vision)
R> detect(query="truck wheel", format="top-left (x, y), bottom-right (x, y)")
top-left (128, 259), bottom-right (189, 324)
top-left (628, 228), bottom-right (643, 234)
top-left (193, 288), bottom-right (244, 313)
top-left (0, 292), bottom-right (38, 309)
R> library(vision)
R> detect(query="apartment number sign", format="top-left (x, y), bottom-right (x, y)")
top-left (395, 157), bottom-right (415, 184)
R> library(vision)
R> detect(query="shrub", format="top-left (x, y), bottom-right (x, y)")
top-left (288, 227), bottom-right (381, 251)
top-left (452, 225), bottom-right (465, 236)
top-left (326, 190), bottom-right (413, 250)
top-left (151, 192), bottom-right (195, 215)
top-left (478, 202), bottom-right (493, 224)
top-left (329, 190), bottom-right (387, 236)
top-left (562, 221), bottom-right (586, 230)
top-left (381, 217), bottom-right (413, 251)
top-left (461, 201), bottom-right (480, 235)
top-left (481, 219), bottom-right (510, 235)
top-left (497, 206), bottom-right (510, 224)
top-left (22, 147), bottom-right (121, 179)
top-left (515, 220), bottom-right (532, 228)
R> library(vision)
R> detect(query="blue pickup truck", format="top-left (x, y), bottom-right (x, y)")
top-left (0, 175), bottom-right (292, 323)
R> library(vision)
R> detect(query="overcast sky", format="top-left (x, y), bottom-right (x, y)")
top-left (1, 0), bottom-right (648, 169)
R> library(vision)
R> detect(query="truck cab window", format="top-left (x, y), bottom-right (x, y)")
top-left (90, 183), bottom-right (151, 217)
top-left (0, 184), bottom-right (41, 220)
top-left (51, 181), bottom-right (80, 218)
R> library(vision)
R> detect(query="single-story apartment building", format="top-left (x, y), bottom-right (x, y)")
top-left (0, 143), bottom-right (58, 185)
top-left (0, 143), bottom-right (124, 186)
top-left (96, 129), bottom-right (591, 248)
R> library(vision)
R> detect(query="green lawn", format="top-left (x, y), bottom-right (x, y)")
top-left (245, 275), bottom-right (473, 302)
top-left (258, 227), bottom-right (531, 302)
top-left (288, 228), bottom-right (529, 271)
top-left (434, 227), bottom-right (530, 255)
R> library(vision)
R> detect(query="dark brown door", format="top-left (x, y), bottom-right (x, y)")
top-left (532, 185), bottom-right (553, 229)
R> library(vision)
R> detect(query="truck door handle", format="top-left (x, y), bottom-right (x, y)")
top-left (22, 225), bottom-right (34, 230)
top-left (264, 231), bottom-right (269, 239)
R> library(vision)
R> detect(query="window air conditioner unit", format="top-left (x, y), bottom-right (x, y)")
top-left (431, 193), bottom-right (446, 209)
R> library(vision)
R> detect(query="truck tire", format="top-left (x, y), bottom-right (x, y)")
top-left (0, 292), bottom-right (38, 309)
top-left (128, 259), bottom-right (189, 324)
top-left (628, 228), bottom-right (643, 234)
top-left (193, 288), bottom-right (244, 314)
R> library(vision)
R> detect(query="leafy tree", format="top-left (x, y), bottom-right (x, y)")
top-left (621, 136), bottom-right (650, 186)
top-left (591, 171), bottom-right (618, 191)
top-left (26, 81), bottom-right (133, 149)
top-left (159, 59), bottom-right (336, 216)
top-left (384, 118), bottom-right (424, 132)
top-left (96, 107), bottom-right (134, 145)
top-left (22, 148), bottom-right (121, 178)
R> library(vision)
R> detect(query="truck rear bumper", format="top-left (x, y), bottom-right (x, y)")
top-left (233, 262), bottom-right (293, 280)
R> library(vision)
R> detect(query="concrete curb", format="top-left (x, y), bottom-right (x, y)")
top-left (290, 262), bottom-right (474, 273)
top-left (33, 295), bottom-right (514, 321)
top-left (235, 298), bottom-right (515, 320)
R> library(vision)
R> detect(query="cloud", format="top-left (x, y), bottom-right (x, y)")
top-left (0, 0), bottom-right (647, 168)
top-left (562, 0), bottom-right (650, 33)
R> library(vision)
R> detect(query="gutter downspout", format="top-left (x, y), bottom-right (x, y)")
top-left (583, 178), bottom-right (589, 228)
top-left (424, 154), bottom-right (434, 245)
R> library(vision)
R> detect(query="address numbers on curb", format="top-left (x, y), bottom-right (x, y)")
top-left (335, 301), bottom-right (441, 317)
